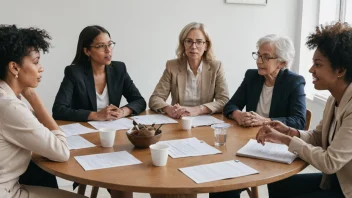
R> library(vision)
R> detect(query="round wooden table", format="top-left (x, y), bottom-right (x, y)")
top-left (32, 111), bottom-right (307, 198)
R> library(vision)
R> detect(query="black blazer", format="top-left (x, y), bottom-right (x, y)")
top-left (52, 61), bottom-right (146, 122)
top-left (224, 69), bottom-right (306, 129)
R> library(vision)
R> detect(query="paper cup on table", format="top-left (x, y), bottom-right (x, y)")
top-left (149, 144), bottom-right (169, 166)
top-left (182, 117), bottom-right (193, 130)
top-left (99, 128), bottom-right (116, 147)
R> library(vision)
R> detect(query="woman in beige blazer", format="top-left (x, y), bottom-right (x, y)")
top-left (0, 25), bottom-right (86, 198)
top-left (256, 22), bottom-right (352, 198)
top-left (149, 22), bottom-right (229, 118)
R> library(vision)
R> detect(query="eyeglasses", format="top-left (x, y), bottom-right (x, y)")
top-left (184, 39), bottom-right (206, 48)
top-left (252, 52), bottom-right (278, 63)
top-left (90, 41), bottom-right (116, 51)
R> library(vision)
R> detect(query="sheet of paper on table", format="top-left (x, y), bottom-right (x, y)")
top-left (59, 123), bottom-right (97, 137)
top-left (191, 115), bottom-right (224, 127)
top-left (66, 136), bottom-right (96, 150)
top-left (74, 151), bottom-right (142, 171)
top-left (88, 118), bottom-right (133, 131)
top-left (131, 114), bottom-right (178, 125)
top-left (158, 137), bottom-right (221, 158)
top-left (179, 160), bottom-right (259, 184)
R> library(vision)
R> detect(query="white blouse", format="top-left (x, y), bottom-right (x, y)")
top-left (256, 84), bottom-right (274, 118)
top-left (183, 61), bottom-right (203, 106)
top-left (96, 85), bottom-right (109, 111)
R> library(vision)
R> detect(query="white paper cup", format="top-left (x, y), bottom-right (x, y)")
top-left (149, 144), bottom-right (169, 166)
top-left (182, 117), bottom-right (193, 130)
top-left (99, 128), bottom-right (116, 147)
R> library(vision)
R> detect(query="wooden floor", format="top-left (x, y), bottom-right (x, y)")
top-left (57, 166), bottom-right (319, 198)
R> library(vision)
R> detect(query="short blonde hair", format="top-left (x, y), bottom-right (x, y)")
top-left (176, 22), bottom-right (215, 62)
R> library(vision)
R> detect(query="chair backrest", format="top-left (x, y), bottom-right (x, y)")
top-left (305, 109), bottom-right (312, 130)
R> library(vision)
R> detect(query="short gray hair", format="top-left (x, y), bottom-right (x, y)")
top-left (256, 34), bottom-right (295, 69)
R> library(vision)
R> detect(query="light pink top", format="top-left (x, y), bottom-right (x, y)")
top-left (0, 81), bottom-right (69, 198)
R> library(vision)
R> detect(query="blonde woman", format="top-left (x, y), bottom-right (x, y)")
top-left (149, 22), bottom-right (229, 118)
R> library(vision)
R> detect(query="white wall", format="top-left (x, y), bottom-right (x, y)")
top-left (0, 0), bottom-right (300, 113)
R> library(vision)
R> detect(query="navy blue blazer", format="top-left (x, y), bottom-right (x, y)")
top-left (52, 61), bottom-right (146, 122)
top-left (224, 69), bottom-right (306, 129)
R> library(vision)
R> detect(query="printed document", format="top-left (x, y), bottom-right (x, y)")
top-left (75, 151), bottom-right (142, 171)
top-left (59, 123), bottom-right (97, 137)
top-left (179, 160), bottom-right (259, 183)
top-left (131, 114), bottom-right (178, 125)
top-left (158, 137), bottom-right (221, 158)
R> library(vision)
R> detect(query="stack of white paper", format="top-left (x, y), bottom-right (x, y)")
top-left (59, 123), bottom-right (97, 137)
top-left (131, 114), bottom-right (178, 125)
top-left (74, 151), bottom-right (142, 171)
top-left (158, 137), bottom-right (221, 158)
top-left (236, 139), bottom-right (297, 164)
top-left (66, 136), bottom-right (96, 150)
top-left (179, 160), bottom-right (259, 183)
top-left (88, 118), bottom-right (133, 130)
top-left (191, 115), bottom-right (224, 127)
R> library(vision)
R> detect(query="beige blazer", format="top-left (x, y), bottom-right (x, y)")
top-left (0, 81), bottom-right (81, 198)
top-left (289, 83), bottom-right (352, 198)
top-left (149, 59), bottom-right (229, 113)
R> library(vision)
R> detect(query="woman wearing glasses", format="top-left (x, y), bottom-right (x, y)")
top-left (223, 34), bottom-right (306, 130)
top-left (149, 22), bottom-right (229, 118)
top-left (256, 22), bottom-right (351, 198)
top-left (53, 25), bottom-right (146, 122)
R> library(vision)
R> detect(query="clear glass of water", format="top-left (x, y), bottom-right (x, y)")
top-left (211, 123), bottom-right (231, 146)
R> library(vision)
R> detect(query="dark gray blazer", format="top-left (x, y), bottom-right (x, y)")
top-left (224, 69), bottom-right (306, 129)
top-left (52, 61), bottom-right (146, 122)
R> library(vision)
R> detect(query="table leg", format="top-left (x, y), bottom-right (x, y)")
top-left (110, 190), bottom-right (133, 198)
top-left (251, 186), bottom-right (259, 198)
top-left (77, 184), bottom-right (86, 195)
top-left (150, 194), bottom-right (197, 198)
top-left (90, 186), bottom-right (99, 198)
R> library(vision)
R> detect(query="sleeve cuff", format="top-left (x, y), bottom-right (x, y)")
top-left (51, 130), bottom-right (67, 142)
top-left (203, 104), bottom-right (216, 114)
top-left (288, 136), bottom-right (305, 156)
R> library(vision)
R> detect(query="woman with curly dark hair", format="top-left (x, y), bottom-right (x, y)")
top-left (256, 22), bottom-right (352, 198)
top-left (0, 25), bottom-right (86, 198)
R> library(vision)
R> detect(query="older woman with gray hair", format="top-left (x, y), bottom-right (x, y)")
top-left (149, 22), bottom-right (229, 118)
top-left (223, 34), bottom-right (306, 131)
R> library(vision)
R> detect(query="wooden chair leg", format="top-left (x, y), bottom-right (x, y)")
top-left (90, 186), bottom-right (99, 198)
top-left (246, 188), bottom-right (252, 198)
top-left (250, 186), bottom-right (259, 198)
top-left (77, 184), bottom-right (87, 195)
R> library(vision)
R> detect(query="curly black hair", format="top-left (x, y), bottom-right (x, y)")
top-left (0, 24), bottom-right (51, 80)
top-left (306, 22), bottom-right (352, 83)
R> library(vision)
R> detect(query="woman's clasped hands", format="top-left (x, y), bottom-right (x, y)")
top-left (233, 111), bottom-right (271, 127)
top-left (95, 104), bottom-right (125, 121)
top-left (163, 104), bottom-right (200, 119)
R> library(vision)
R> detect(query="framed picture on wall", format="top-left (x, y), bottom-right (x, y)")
top-left (225, 0), bottom-right (267, 5)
